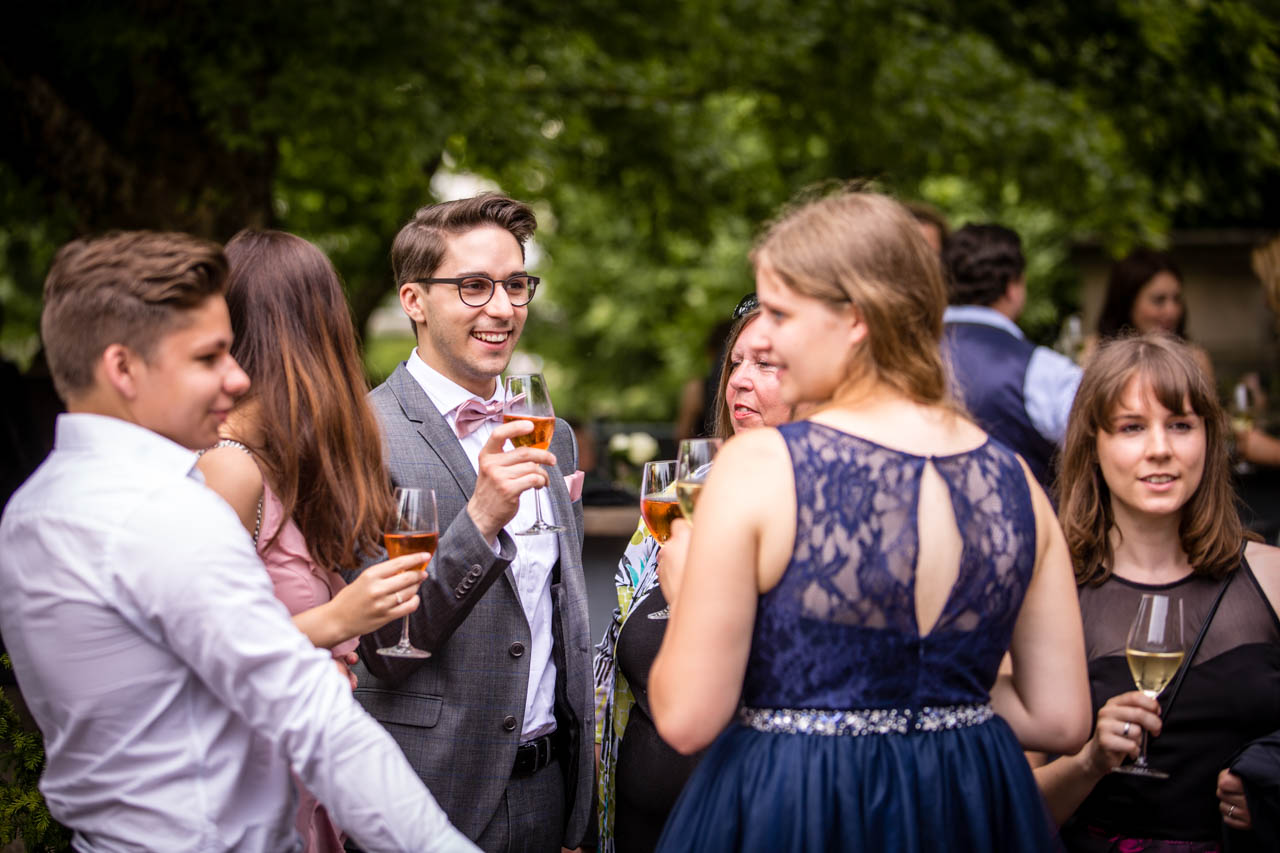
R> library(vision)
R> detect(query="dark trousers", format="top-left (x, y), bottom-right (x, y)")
top-left (345, 757), bottom-right (565, 853)
top-left (476, 756), bottom-right (566, 853)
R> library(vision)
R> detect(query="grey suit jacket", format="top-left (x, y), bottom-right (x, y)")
top-left (351, 364), bottom-right (595, 847)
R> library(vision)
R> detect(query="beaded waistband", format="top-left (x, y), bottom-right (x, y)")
top-left (737, 703), bottom-right (994, 736)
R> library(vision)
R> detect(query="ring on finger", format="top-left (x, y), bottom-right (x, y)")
top-left (1122, 721), bottom-right (1132, 737)
top-left (395, 591), bottom-right (403, 605)
top-left (1228, 804), bottom-right (1237, 819)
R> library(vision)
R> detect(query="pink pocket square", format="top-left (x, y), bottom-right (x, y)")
top-left (564, 470), bottom-right (584, 502)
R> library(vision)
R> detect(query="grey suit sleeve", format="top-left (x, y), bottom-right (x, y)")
top-left (356, 507), bottom-right (518, 683)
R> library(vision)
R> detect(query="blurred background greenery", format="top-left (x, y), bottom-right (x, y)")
top-left (2, 0), bottom-right (1278, 421)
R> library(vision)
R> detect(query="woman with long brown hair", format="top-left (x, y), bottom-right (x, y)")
top-left (197, 230), bottom-right (424, 853)
top-left (647, 188), bottom-right (1089, 850)
top-left (1035, 334), bottom-right (1280, 851)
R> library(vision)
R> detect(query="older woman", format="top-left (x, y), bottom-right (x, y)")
top-left (591, 293), bottom-right (792, 853)
top-left (1036, 333), bottom-right (1280, 851)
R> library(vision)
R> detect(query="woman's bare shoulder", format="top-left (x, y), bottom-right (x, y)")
top-left (196, 443), bottom-right (264, 525)
top-left (1245, 540), bottom-right (1280, 610)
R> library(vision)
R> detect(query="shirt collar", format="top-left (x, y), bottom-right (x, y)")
top-left (405, 349), bottom-right (503, 418)
top-left (54, 413), bottom-right (203, 481)
top-left (943, 304), bottom-right (1027, 341)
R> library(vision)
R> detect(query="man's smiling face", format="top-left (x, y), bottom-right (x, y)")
top-left (408, 224), bottom-right (528, 398)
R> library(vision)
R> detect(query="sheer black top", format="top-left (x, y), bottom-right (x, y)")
top-left (1068, 555), bottom-right (1280, 842)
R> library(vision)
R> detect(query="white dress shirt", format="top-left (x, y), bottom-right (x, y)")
top-left (943, 304), bottom-right (1083, 445)
top-left (0, 414), bottom-right (477, 853)
top-left (405, 350), bottom-right (559, 740)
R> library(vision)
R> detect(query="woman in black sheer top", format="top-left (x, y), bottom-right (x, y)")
top-left (1036, 334), bottom-right (1280, 852)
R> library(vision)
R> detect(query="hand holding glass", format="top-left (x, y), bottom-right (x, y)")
top-left (503, 373), bottom-right (564, 536)
top-left (1114, 593), bottom-right (1184, 778)
top-left (376, 487), bottom-right (438, 659)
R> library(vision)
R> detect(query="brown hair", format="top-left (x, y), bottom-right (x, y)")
top-left (224, 230), bottom-right (393, 573)
top-left (1058, 334), bottom-right (1243, 585)
top-left (749, 188), bottom-right (949, 405)
top-left (41, 231), bottom-right (227, 400)
top-left (391, 192), bottom-right (537, 287)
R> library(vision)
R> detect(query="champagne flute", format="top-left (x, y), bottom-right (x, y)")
top-left (1113, 593), bottom-right (1185, 778)
top-left (640, 460), bottom-right (681, 544)
top-left (1231, 380), bottom-right (1257, 474)
top-left (503, 373), bottom-right (565, 536)
top-left (377, 487), bottom-right (439, 659)
top-left (676, 438), bottom-right (722, 523)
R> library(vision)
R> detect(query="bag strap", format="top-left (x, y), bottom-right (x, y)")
top-left (1161, 560), bottom-right (1239, 715)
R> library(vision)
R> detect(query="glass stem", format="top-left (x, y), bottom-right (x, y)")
top-left (1136, 716), bottom-right (1150, 766)
top-left (398, 614), bottom-right (411, 649)
top-left (533, 487), bottom-right (547, 524)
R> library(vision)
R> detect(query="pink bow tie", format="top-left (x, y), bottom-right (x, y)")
top-left (453, 398), bottom-right (505, 438)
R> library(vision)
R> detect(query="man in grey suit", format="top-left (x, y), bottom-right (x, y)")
top-left (351, 194), bottom-right (594, 853)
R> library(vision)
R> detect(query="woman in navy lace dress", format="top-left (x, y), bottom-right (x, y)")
top-left (647, 189), bottom-right (1092, 851)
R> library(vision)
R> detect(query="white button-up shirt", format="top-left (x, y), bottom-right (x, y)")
top-left (405, 351), bottom-right (559, 740)
top-left (0, 413), bottom-right (477, 853)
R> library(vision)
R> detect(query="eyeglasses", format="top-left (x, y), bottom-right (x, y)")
top-left (732, 293), bottom-right (759, 320)
top-left (413, 274), bottom-right (540, 307)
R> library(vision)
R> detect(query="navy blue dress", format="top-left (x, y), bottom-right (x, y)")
top-left (656, 421), bottom-right (1058, 852)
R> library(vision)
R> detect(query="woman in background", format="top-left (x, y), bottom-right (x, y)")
top-left (649, 188), bottom-right (1089, 851)
top-left (1036, 334), bottom-right (1280, 851)
top-left (198, 230), bottom-right (424, 853)
top-left (1087, 248), bottom-right (1213, 381)
top-left (593, 292), bottom-right (793, 853)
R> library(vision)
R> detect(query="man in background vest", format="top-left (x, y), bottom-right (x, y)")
top-left (941, 224), bottom-right (1082, 494)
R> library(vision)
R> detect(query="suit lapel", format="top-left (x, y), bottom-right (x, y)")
top-left (387, 364), bottom-right (477, 497)
top-left (388, 364), bottom-right (525, 599)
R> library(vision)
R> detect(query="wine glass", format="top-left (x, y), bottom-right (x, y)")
top-left (1231, 380), bottom-right (1257, 475)
top-left (1113, 593), bottom-right (1185, 778)
top-left (640, 460), bottom-right (680, 544)
top-left (675, 438), bottom-right (722, 524)
top-left (377, 487), bottom-right (439, 659)
top-left (503, 373), bottom-right (565, 536)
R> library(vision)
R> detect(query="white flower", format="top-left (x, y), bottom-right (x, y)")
top-left (626, 432), bottom-right (659, 466)
top-left (608, 433), bottom-right (631, 455)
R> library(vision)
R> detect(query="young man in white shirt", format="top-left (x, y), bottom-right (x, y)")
top-left (0, 230), bottom-right (478, 853)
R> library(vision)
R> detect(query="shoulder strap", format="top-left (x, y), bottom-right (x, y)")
top-left (1162, 561), bottom-right (1239, 714)
top-left (197, 439), bottom-right (264, 543)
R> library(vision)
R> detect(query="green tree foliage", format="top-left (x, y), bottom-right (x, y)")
top-left (2, 0), bottom-right (1277, 418)
top-left (0, 657), bottom-right (71, 851)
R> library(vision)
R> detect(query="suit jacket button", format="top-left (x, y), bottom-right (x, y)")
top-left (502, 715), bottom-right (518, 731)
top-left (468, 566), bottom-right (483, 579)
top-left (510, 641), bottom-right (525, 658)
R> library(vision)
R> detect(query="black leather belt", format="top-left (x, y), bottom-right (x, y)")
top-left (512, 733), bottom-right (557, 777)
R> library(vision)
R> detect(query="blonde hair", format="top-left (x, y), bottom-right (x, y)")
top-left (749, 187), bottom-right (949, 405)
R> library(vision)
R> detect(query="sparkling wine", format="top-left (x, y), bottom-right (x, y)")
top-left (1125, 648), bottom-right (1184, 697)
top-left (675, 480), bottom-right (704, 521)
top-left (641, 497), bottom-right (683, 543)
top-left (503, 414), bottom-right (555, 450)
top-left (384, 531), bottom-right (438, 572)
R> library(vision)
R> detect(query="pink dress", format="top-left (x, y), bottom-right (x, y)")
top-left (257, 480), bottom-right (356, 853)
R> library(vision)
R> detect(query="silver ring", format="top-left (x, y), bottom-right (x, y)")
top-left (1228, 804), bottom-right (1237, 819)
top-left (395, 591), bottom-right (403, 605)
top-left (1122, 721), bottom-right (1132, 737)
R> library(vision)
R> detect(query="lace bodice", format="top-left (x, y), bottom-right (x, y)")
top-left (742, 421), bottom-right (1037, 710)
